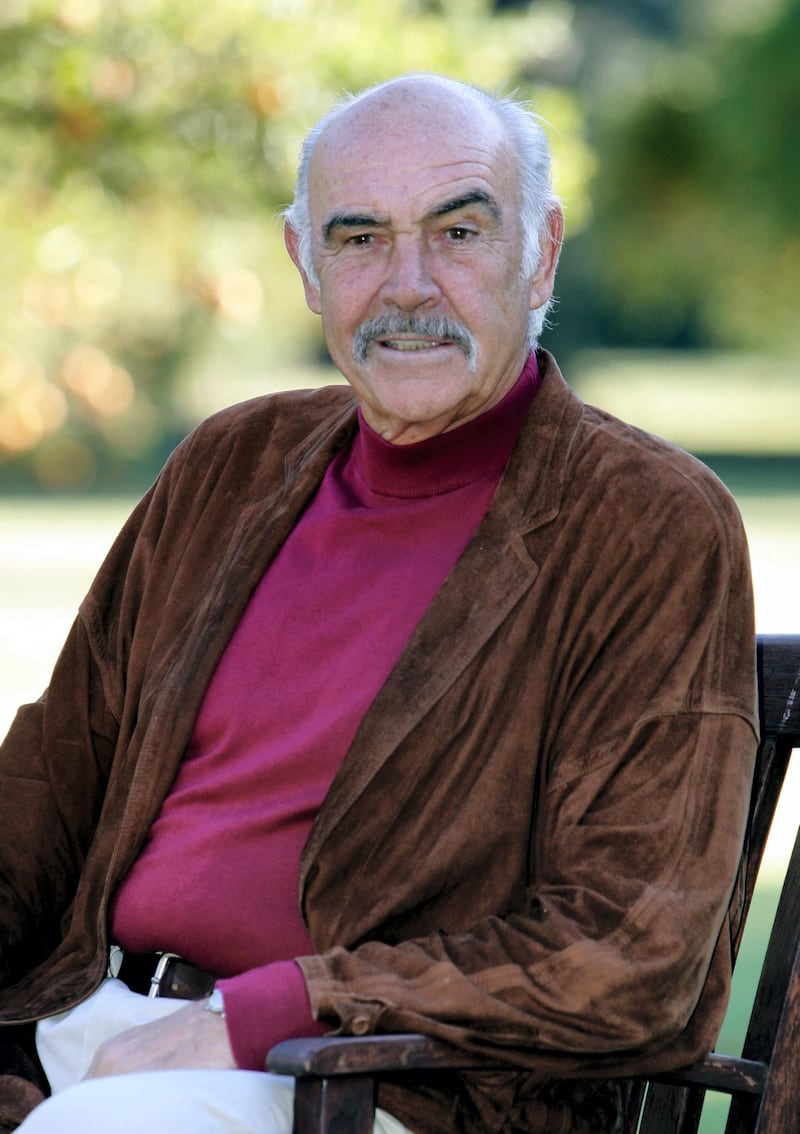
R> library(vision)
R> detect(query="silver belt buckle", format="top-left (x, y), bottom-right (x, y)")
top-left (149, 952), bottom-right (181, 998)
top-left (108, 944), bottom-right (124, 980)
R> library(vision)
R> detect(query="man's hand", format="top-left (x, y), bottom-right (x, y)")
top-left (84, 999), bottom-right (238, 1079)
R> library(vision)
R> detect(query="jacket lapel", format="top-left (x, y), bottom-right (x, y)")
top-left (116, 398), bottom-right (361, 856)
top-left (301, 353), bottom-right (582, 879)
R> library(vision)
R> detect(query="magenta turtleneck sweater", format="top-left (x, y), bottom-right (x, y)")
top-left (111, 355), bottom-right (540, 1070)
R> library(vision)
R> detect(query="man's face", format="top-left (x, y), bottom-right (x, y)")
top-left (287, 79), bottom-right (560, 445)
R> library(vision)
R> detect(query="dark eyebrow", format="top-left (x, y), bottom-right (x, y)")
top-left (428, 190), bottom-right (502, 225)
top-left (322, 212), bottom-right (389, 245)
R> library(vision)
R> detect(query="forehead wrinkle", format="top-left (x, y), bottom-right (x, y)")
top-left (407, 146), bottom-right (519, 224)
top-left (310, 130), bottom-right (520, 245)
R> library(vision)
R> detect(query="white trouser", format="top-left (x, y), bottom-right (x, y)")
top-left (19, 979), bottom-right (410, 1134)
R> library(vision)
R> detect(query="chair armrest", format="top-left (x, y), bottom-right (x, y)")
top-left (267, 1035), bottom-right (767, 1101)
top-left (648, 1053), bottom-right (766, 1096)
top-left (266, 1033), bottom-right (491, 1077)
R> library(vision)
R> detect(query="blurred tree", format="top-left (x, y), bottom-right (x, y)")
top-left (556, 0), bottom-right (800, 356)
top-left (4, 0), bottom-right (794, 492)
top-left (0, 0), bottom-right (591, 491)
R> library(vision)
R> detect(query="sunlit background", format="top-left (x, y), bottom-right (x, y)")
top-left (1, 2), bottom-right (798, 1129)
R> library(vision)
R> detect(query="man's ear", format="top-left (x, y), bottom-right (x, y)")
top-left (284, 222), bottom-right (322, 314)
top-left (529, 205), bottom-right (564, 313)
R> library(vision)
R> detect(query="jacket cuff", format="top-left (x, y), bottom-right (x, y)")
top-left (296, 951), bottom-right (384, 1037)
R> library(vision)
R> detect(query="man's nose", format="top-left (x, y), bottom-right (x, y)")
top-left (380, 236), bottom-right (441, 311)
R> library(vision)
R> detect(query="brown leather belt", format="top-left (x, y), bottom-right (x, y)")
top-left (115, 949), bottom-right (217, 1000)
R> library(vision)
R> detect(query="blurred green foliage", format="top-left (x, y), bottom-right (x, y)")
top-left (0, 0), bottom-right (796, 490)
top-left (567, 0), bottom-right (800, 355)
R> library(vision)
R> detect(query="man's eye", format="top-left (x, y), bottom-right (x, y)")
top-left (347, 233), bottom-right (374, 246)
top-left (446, 226), bottom-right (475, 242)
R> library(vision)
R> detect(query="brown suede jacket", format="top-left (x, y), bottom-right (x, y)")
top-left (0, 352), bottom-right (758, 1133)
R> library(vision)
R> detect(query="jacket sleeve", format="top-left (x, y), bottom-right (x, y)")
top-left (298, 713), bottom-right (755, 1065)
top-left (296, 469), bottom-right (759, 1073)
top-left (0, 616), bottom-right (120, 985)
top-left (0, 481), bottom-right (162, 990)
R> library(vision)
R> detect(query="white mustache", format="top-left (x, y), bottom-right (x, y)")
top-left (352, 315), bottom-right (478, 370)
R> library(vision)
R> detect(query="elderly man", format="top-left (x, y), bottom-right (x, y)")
top-left (0, 74), bottom-right (757, 1134)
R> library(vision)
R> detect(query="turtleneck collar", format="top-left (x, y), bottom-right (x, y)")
top-left (347, 353), bottom-right (542, 500)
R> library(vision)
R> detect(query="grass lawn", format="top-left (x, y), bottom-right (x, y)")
top-left (1, 462), bottom-right (797, 730)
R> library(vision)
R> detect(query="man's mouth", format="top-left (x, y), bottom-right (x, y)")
top-left (380, 338), bottom-right (452, 351)
top-left (352, 315), bottom-right (478, 370)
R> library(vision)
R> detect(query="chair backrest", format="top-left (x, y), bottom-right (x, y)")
top-left (633, 634), bottom-right (800, 1134)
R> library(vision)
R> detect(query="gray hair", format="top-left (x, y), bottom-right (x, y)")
top-left (283, 74), bottom-right (561, 347)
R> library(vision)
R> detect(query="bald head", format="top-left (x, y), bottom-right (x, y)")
top-left (316, 74), bottom-right (508, 152)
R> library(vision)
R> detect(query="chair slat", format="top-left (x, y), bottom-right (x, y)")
top-left (752, 937), bottom-right (800, 1134)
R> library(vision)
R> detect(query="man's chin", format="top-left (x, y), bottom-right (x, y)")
top-left (357, 381), bottom-right (480, 444)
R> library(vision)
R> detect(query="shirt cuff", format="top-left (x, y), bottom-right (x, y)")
top-left (216, 960), bottom-right (327, 1072)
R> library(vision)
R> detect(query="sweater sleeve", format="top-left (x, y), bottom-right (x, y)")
top-left (217, 961), bottom-right (327, 1071)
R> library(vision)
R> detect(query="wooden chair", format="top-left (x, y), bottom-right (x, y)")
top-left (267, 635), bottom-right (800, 1134)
